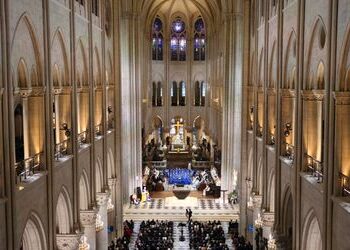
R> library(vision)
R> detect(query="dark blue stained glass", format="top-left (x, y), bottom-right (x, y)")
top-left (152, 17), bottom-right (163, 61)
top-left (195, 18), bottom-right (205, 33)
top-left (172, 19), bottom-right (185, 33)
top-left (153, 17), bottom-right (162, 32)
top-left (193, 17), bottom-right (205, 61)
top-left (194, 34), bottom-right (200, 48)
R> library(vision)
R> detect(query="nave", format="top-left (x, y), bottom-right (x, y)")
top-left (109, 219), bottom-right (253, 250)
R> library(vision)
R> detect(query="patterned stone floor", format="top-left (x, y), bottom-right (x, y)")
top-left (126, 198), bottom-right (236, 210)
top-left (124, 197), bottom-right (239, 222)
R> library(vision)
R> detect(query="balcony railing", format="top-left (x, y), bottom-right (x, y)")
top-left (78, 131), bottom-right (88, 146)
top-left (340, 173), bottom-right (350, 197)
top-left (305, 154), bottom-right (323, 183)
top-left (15, 152), bottom-right (44, 184)
top-left (54, 139), bottom-right (70, 160)
top-left (143, 160), bottom-right (167, 169)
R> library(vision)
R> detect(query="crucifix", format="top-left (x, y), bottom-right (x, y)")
top-left (174, 121), bottom-right (182, 134)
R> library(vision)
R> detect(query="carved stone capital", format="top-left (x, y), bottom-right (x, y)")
top-left (108, 178), bottom-right (117, 187)
top-left (80, 210), bottom-right (97, 227)
top-left (280, 88), bottom-right (296, 98)
top-left (333, 91), bottom-right (350, 105)
top-left (252, 194), bottom-right (263, 208)
top-left (266, 88), bottom-right (276, 96)
top-left (301, 90), bottom-right (325, 101)
top-left (263, 212), bottom-right (275, 227)
top-left (56, 234), bottom-right (80, 250)
top-left (53, 86), bottom-right (72, 95)
top-left (96, 192), bottom-right (109, 206)
top-left (257, 86), bottom-right (264, 93)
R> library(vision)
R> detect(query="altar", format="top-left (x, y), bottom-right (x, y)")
top-left (171, 134), bottom-right (186, 151)
top-left (170, 118), bottom-right (186, 151)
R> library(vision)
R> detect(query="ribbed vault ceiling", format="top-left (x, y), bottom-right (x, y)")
top-left (136, 0), bottom-right (224, 28)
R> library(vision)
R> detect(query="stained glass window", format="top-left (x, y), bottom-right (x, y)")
top-left (194, 81), bottom-right (205, 106)
top-left (171, 81), bottom-right (178, 106)
top-left (194, 17), bottom-right (205, 61)
top-left (152, 81), bottom-right (163, 107)
top-left (152, 17), bottom-right (163, 61)
top-left (171, 17), bottom-right (186, 61)
top-left (179, 81), bottom-right (186, 106)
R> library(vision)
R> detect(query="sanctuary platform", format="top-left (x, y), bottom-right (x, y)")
top-left (123, 191), bottom-right (239, 222)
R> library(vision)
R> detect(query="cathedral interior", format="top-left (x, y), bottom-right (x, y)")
top-left (0, 0), bottom-right (350, 249)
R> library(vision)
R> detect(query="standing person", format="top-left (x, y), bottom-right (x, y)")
top-left (186, 209), bottom-right (189, 220)
top-left (188, 209), bottom-right (193, 221)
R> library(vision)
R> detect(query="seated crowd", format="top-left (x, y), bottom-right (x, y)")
top-left (232, 233), bottom-right (253, 250)
top-left (188, 220), bottom-right (229, 250)
top-left (135, 220), bottom-right (174, 250)
top-left (228, 220), bottom-right (253, 250)
top-left (108, 220), bottom-right (134, 250)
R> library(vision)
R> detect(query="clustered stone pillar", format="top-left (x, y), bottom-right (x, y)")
top-left (221, 3), bottom-right (244, 193)
top-left (96, 192), bottom-right (109, 250)
top-left (80, 209), bottom-right (97, 249)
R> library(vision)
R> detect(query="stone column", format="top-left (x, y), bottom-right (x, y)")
top-left (252, 195), bottom-right (263, 249)
top-left (56, 234), bottom-right (80, 250)
top-left (96, 192), bottom-right (109, 250)
top-left (80, 210), bottom-right (97, 249)
top-left (108, 178), bottom-right (117, 240)
top-left (221, 6), bottom-right (244, 192)
top-left (119, 9), bottom-right (139, 201)
top-left (22, 96), bottom-right (30, 159)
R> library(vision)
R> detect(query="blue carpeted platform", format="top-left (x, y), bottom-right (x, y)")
top-left (165, 169), bottom-right (193, 185)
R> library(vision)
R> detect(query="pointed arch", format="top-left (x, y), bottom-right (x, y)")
top-left (17, 58), bottom-right (28, 89)
top-left (258, 48), bottom-right (264, 87)
top-left (282, 185), bottom-right (293, 237)
top-left (51, 28), bottom-right (69, 87)
top-left (107, 147), bottom-right (115, 178)
top-left (301, 209), bottom-right (322, 250)
top-left (95, 157), bottom-right (103, 193)
top-left (21, 212), bottom-right (47, 250)
top-left (55, 186), bottom-right (73, 234)
top-left (11, 13), bottom-right (42, 87)
top-left (93, 47), bottom-right (102, 86)
top-left (269, 40), bottom-right (277, 89)
top-left (106, 50), bottom-right (113, 85)
top-left (338, 23), bottom-right (350, 91)
top-left (283, 30), bottom-right (297, 89)
top-left (76, 39), bottom-right (88, 87)
top-left (267, 170), bottom-right (275, 212)
top-left (79, 170), bottom-right (90, 210)
top-left (305, 16), bottom-right (327, 90)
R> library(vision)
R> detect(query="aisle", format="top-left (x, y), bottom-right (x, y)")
top-left (128, 221), bottom-right (140, 249)
top-left (173, 222), bottom-right (190, 250)
top-left (222, 221), bottom-right (234, 249)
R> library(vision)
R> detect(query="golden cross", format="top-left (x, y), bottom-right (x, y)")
top-left (174, 121), bottom-right (182, 133)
